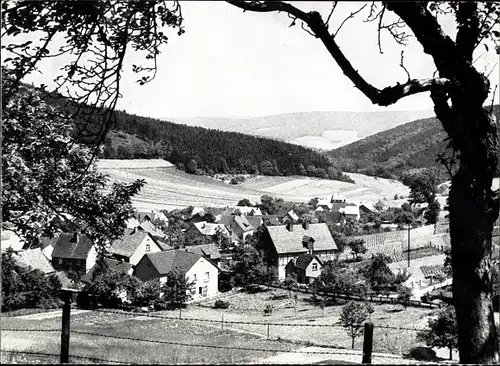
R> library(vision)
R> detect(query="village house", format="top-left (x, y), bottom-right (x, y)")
top-left (13, 248), bottom-right (56, 275)
top-left (219, 214), bottom-right (254, 243)
top-left (185, 221), bottom-right (230, 245)
top-left (51, 233), bottom-right (97, 274)
top-left (282, 210), bottom-right (299, 224)
top-left (133, 250), bottom-right (219, 300)
top-left (259, 222), bottom-right (337, 280)
top-left (339, 205), bottom-right (360, 222)
top-left (290, 254), bottom-right (324, 284)
top-left (109, 227), bottom-right (166, 267)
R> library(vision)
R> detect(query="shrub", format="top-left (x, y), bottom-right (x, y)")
top-left (213, 299), bottom-right (230, 309)
top-left (264, 304), bottom-right (273, 315)
top-left (406, 346), bottom-right (438, 361)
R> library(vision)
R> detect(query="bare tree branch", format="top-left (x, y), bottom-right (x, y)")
top-left (400, 50), bottom-right (411, 81)
top-left (226, 1), bottom-right (450, 106)
top-left (333, 4), bottom-right (367, 38)
top-left (325, 2), bottom-right (338, 27)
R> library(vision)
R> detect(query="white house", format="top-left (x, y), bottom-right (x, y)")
top-left (109, 227), bottom-right (165, 266)
top-left (294, 254), bottom-right (324, 284)
top-left (51, 233), bottom-right (97, 274)
top-left (133, 250), bottom-right (219, 301)
top-left (1, 229), bottom-right (24, 252)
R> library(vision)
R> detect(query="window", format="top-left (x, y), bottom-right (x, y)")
top-left (312, 263), bottom-right (318, 271)
top-left (204, 272), bottom-right (210, 282)
top-left (145, 243), bottom-right (151, 252)
top-left (193, 274), bottom-right (197, 281)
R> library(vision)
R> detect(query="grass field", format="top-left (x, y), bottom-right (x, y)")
top-left (1, 310), bottom-right (296, 364)
top-left (97, 160), bottom-right (410, 211)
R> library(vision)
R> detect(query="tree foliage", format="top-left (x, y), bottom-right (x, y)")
top-left (1, 83), bottom-right (144, 248)
top-left (1, 249), bottom-right (62, 312)
top-left (160, 270), bottom-right (193, 309)
top-left (229, 243), bottom-right (267, 290)
top-left (340, 301), bottom-right (371, 349)
top-left (417, 306), bottom-right (458, 360)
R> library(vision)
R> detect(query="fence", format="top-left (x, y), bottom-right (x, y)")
top-left (260, 282), bottom-right (440, 309)
top-left (0, 290), bottom-right (430, 364)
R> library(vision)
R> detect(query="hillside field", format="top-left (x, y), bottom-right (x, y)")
top-left (97, 160), bottom-right (410, 210)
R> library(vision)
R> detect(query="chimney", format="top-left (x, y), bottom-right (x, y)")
top-left (70, 232), bottom-right (78, 243)
top-left (308, 240), bottom-right (314, 256)
top-left (286, 222), bottom-right (293, 232)
top-left (302, 221), bottom-right (310, 230)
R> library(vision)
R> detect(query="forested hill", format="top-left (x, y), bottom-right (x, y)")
top-left (327, 105), bottom-right (500, 183)
top-left (99, 109), bottom-right (353, 182)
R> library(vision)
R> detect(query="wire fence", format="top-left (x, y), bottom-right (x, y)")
top-left (0, 349), bottom-right (128, 364)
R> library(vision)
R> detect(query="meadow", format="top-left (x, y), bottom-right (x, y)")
top-left (97, 160), bottom-right (411, 211)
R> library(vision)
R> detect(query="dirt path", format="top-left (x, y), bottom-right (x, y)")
top-left (253, 346), bottom-right (420, 365)
top-left (14, 309), bottom-right (90, 320)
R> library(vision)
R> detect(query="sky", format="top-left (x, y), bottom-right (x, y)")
top-left (13, 1), bottom-right (500, 119)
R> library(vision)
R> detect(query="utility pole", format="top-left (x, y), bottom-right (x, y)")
top-left (60, 288), bottom-right (79, 364)
top-left (407, 224), bottom-right (411, 268)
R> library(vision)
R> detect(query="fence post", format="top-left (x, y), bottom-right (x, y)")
top-left (267, 323), bottom-right (270, 339)
top-left (60, 289), bottom-right (74, 364)
top-left (362, 322), bottom-right (373, 364)
top-left (221, 313), bottom-right (224, 330)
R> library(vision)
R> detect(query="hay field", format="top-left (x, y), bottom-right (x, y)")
top-left (97, 160), bottom-right (410, 211)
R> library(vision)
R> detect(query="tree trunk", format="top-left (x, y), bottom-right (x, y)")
top-left (447, 105), bottom-right (499, 363)
top-left (449, 346), bottom-right (453, 361)
top-left (352, 336), bottom-right (355, 349)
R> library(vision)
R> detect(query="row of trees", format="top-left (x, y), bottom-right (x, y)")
top-left (96, 111), bottom-right (354, 182)
top-left (77, 257), bottom-right (192, 310)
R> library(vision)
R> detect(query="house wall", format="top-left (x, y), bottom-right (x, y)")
top-left (305, 258), bottom-right (323, 280)
top-left (133, 256), bottom-right (160, 282)
top-left (129, 235), bottom-right (162, 266)
top-left (277, 252), bottom-right (304, 280)
top-left (86, 245), bottom-right (98, 272)
top-left (186, 258), bottom-right (219, 301)
top-left (42, 245), bottom-right (54, 261)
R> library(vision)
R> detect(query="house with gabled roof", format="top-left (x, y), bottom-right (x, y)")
top-left (185, 221), bottom-right (230, 245)
top-left (39, 236), bottom-right (59, 261)
top-left (51, 232), bottom-right (97, 274)
top-left (81, 257), bottom-right (134, 284)
top-left (282, 210), bottom-right (299, 224)
top-left (109, 227), bottom-right (165, 266)
top-left (259, 222), bottom-right (337, 280)
top-left (219, 214), bottom-right (254, 243)
top-left (293, 254), bottom-right (323, 284)
top-left (339, 204), bottom-right (360, 222)
top-left (186, 243), bottom-right (222, 267)
top-left (133, 250), bottom-right (219, 300)
top-left (14, 248), bottom-right (56, 275)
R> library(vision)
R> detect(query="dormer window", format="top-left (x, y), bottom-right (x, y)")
top-left (145, 243), bottom-right (151, 252)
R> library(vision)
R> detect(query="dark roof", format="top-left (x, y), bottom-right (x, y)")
top-left (266, 223), bottom-right (337, 255)
top-left (186, 244), bottom-right (221, 260)
top-left (110, 228), bottom-right (152, 258)
top-left (144, 250), bottom-right (209, 275)
top-left (246, 216), bottom-right (263, 229)
top-left (14, 249), bottom-right (55, 274)
top-left (81, 258), bottom-right (133, 283)
top-left (219, 215), bottom-right (254, 233)
top-left (133, 211), bottom-right (154, 222)
top-left (261, 215), bottom-right (281, 226)
top-left (295, 254), bottom-right (322, 270)
top-left (40, 236), bottom-right (59, 250)
top-left (52, 233), bottom-right (94, 259)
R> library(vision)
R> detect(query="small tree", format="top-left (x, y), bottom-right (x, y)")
top-left (229, 243), bottom-right (267, 291)
top-left (348, 239), bottom-right (367, 261)
top-left (131, 279), bottom-right (162, 308)
top-left (161, 270), bottom-right (193, 309)
top-left (397, 285), bottom-right (413, 308)
top-left (340, 301), bottom-right (371, 349)
top-left (417, 306), bottom-right (458, 360)
top-left (283, 272), bottom-right (298, 298)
